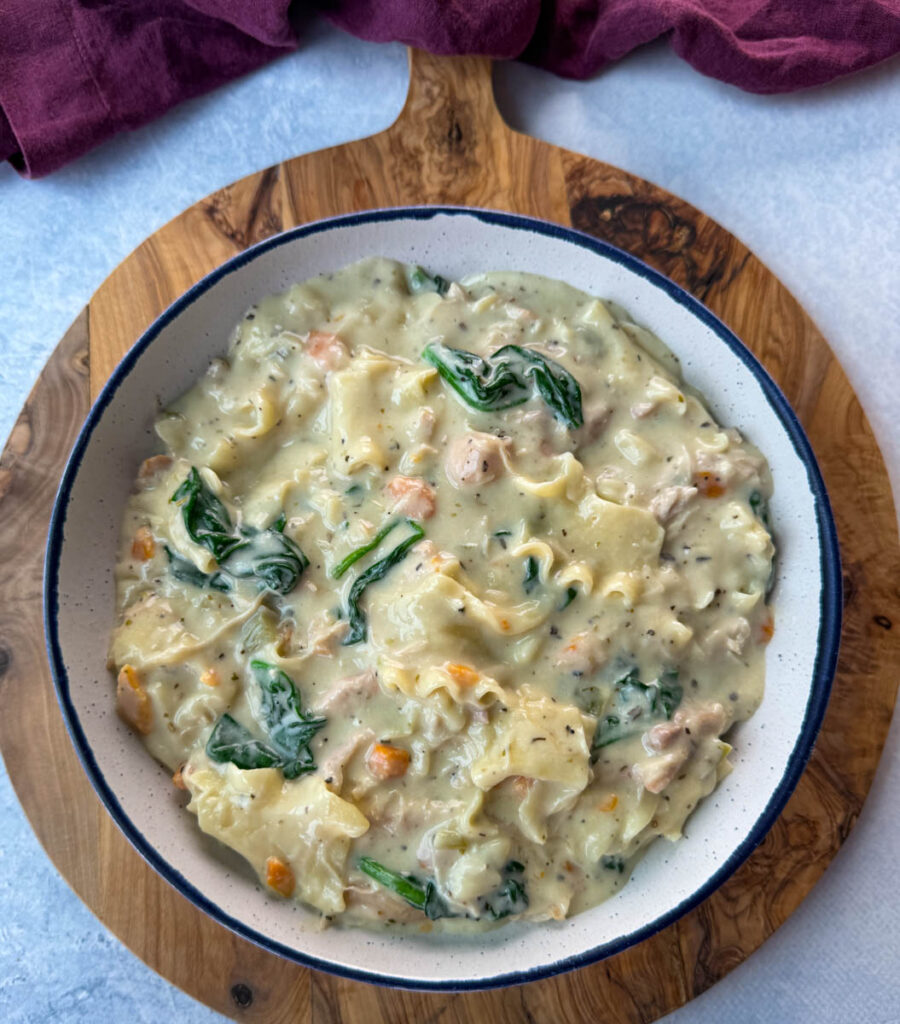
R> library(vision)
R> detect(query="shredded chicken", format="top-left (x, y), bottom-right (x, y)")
top-left (644, 720), bottom-right (683, 752)
top-left (649, 485), bottom-right (698, 525)
top-left (554, 630), bottom-right (607, 676)
top-left (314, 669), bottom-right (379, 714)
top-left (385, 475), bottom-right (437, 519)
top-left (578, 400), bottom-right (612, 443)
top-left (445, 431), bottom-right (511, 487)
top-left (634, 751), bottom-right (687, 794)
top-left (636, 701), bottom-right (728, 794)
top-left (319, 727), bottom-right (375, 793)
top-left (693, 436), bottom-right (765, 485)
top-left (675, 702), bottom-right (728, 737)
top-left (704, 617), bottom-right (752, 658)
top-left (413, 406), bottom-right (436, 443)
top-left (305, 612), bottom-right (349, 656)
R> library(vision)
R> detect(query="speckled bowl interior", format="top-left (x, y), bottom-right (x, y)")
top-left (45, 208), bottom-right (840, 990)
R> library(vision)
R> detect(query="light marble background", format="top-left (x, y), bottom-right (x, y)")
top-left (1, 18), bottom-right (898, 1024)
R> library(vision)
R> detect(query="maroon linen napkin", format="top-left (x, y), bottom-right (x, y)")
top-left (2, 0), bottom-right (899, 178)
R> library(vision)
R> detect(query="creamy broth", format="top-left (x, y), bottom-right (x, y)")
top-left (111, 258), bottom-right (775, 929)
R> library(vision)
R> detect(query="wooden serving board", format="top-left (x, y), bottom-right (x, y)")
top-left (1, 49), bottom-right (898, 1023)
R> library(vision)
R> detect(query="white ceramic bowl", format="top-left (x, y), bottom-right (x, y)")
top-left (44, 208), bottom-right (841, 990)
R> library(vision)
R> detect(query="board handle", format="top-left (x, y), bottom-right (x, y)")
top-left (389, 47), bottom-right (509, 145)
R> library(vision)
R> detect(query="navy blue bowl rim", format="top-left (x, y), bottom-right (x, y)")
top-left (44, 205), bottom-right (842, 993)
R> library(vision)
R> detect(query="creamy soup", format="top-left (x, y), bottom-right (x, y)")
top-left (110, 258), bottom-right (775, 930)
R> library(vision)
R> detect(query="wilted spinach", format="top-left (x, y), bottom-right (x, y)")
top-left (164, 545), bottom-right (231, 592)
top-left (601, 855), bottom-right (626, 873)
top-left (523, 556), bottom-right (540, 594)
top-left (407, 264), bottom-right (450, 296)
top-left (592, 667), bottom-right (683, 752)
top-left (749, 489), bottom-right (770, 529)
top-left (422, 341), bottom-right (583, 429)
top-left (342, 520), bottom-right (425, 645)
top-left (251, 660), bottom-right (325, 779)
top-left (171, 467), bottom-right (243, 561)
top-left (359, 857), bottom-right (527, 922)
top-left (358, 857), bottom-right (454, 920)
top-left (206, 714), bottom-right (283, 771)
top-left (169, 468), bottom-right (307, 595)
top-left (331, 519), bottom-right (405, 579)
top-left (225, 526), bottom-right (309, 595)
top-left (481, 861), bottom-right (529, 920)
top-left (206, 660), bottom-right (325, 779)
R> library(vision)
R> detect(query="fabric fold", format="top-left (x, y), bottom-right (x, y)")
top-left (1, 0), bottom-right (899, 178)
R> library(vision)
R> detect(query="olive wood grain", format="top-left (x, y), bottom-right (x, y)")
top-left (1, 48), bottom-right (898, 1023)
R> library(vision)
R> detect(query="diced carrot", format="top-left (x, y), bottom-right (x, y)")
top-left (759, 615), bottom-right (775, 644)
top-left (366, 742), bottom-right (410, 780)
top-left (446, 663), bottom-right (479, 686)
top-left (598, 793), bottom-right (618, 812)
top-left (694, 472), bottom-right (726, 499)
top-left (385, 476), bottom-right (436, 519)
top-left (116, 664), bottom-right (153, 735)
top-left (172, 767), bottom-right (187, 790)
top-left (131, 525), bottom-right (155, 561)
top-left (200, 667), bottom-right (220, 688)
top-left (266, 856), bottom-right (295, 898)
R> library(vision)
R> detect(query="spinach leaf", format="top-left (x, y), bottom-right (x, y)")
top-left (656, 667), bottom-right (683, 719)
top-left (423, 342), bottom-right (530, 413)
top-left (345, 483), bottom-right (366, 507)
top-left (164, 545), bottom-right (232, 592)
top-left (207, 663), bottom-right (325, 780)
top-left (749, 489), bottom-right (770, 529)
top-left (169, 469), bottom-right (308, 595)
top-left (601, 855), bottom-right (626, 873)
top-left (358, 857), bottom-right (454, 920)
top-left (250, 660), bottom-right (325, 778)
top-left (481, 861), bottom-right (529, 920)
top-left (342, 520), bottom-right (425, 645)
top-left (592, 667), bottom-right (682, 751)
top-left (206, 714), bottom-right (283, 771)
top-left (523, 556), bottom-right (540, 594)
top-left (501, 345), bottom-right (584, 429)
top-left (593, 670), bottom-right (656, 749)
top-left (422, 341), bottom-right (583, 429)
top-left (171, 466), bottom-right (243, 561)
top-left (359, 857), bottom-right (527, 922)
top-left (331, 519), bottom-right (404, 579)
top-left (407, 265), bottom-right (450, 296)
top-left (226, 527), bottom-right (309, 595)
top-left (558, 586), bottom-right (578, 611)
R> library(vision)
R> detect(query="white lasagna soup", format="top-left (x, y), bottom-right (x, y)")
top-left (111, 258), bottom-right (775, 930)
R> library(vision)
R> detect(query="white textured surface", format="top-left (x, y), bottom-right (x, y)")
top-left (0, 17), bottom-right (898, 1023)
